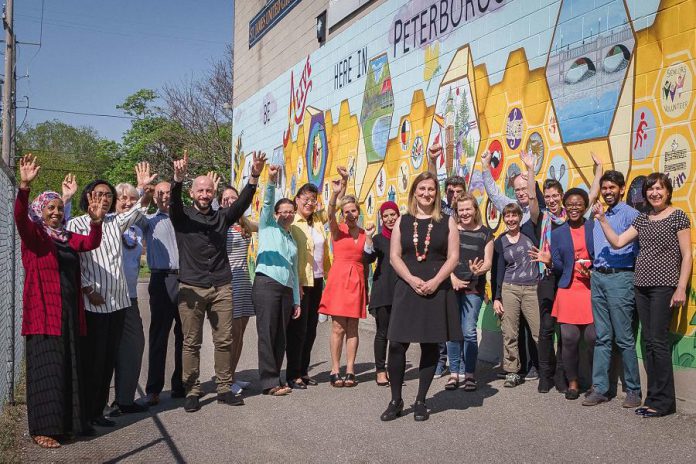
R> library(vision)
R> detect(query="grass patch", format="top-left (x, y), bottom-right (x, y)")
top-left (0, 366), bottom-right (26, 464)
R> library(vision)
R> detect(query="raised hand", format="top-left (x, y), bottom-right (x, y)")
top-left (365, 223), bottom-right (376, 237)
top-left (480, 150), bottom-right (491, 169)
top-left (331, 178), bottom-right (343, 195)
top-left (520, 149), bottom-right (535, 171)
top-left (528, 246), bottom-right (551, 265)
top-left (590, 151), bottom-right (602, 167)
top-left (428, 143), bottom-right (443, 162)
top-left (19, 154), bottom-right (40, 188)
top-left (251, 151), bottom-right (267, 177)
top-left (86, 191), bottom-right (107, 223)
top-left (336, 165), bottom-right (349, 180)
top-left (268, 165), bottom-right (280, 183)
top-left (206, 171), bottom-right (221, 192)
top-left (61, 173), bottom-right (78, 201)
top-left (173, 150), bottom-right (189, 183)
top-left (135, 162), bottom-right (158, 188)
top-left (592, 202), bottom-right (605, 221)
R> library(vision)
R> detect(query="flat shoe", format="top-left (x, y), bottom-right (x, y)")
top-left (413, 401), bottom-right (429, 421)
top-left (301, 376), bottom-right (318, 386)
top-left (640, 409), bottom-right (664, 418)
top-left (380, 399), bottom-right (404, 421)
top-left (329, 373), bottom-right (344, 388)
top-left (288, 379), bottom-right (307, 390)
top-left (344, 373), bottom-right (358, 387)
top-left (635, 407), bottom-right (649, 415)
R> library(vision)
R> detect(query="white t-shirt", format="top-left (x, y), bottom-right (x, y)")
top-left (310, 226), bottom-right (325, 278)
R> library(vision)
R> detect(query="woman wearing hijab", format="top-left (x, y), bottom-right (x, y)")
top-left (364, 201), bottom-right (400, 386)
top-left (15, 155), bottom-right (106, 448)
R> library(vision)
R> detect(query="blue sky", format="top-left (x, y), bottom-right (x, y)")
top-left (14, 0), bottom-right (234, 142)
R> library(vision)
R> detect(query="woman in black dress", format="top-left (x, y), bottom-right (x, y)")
top-left (15, 155), bottom-right (106, 448)
top-left (364, 201), bottom-right (400, 386)
top-left (381, 172), bottom-right (461, 422)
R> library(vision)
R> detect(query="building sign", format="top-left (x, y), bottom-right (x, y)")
top-left (249, 0), bottom-right (302, 48)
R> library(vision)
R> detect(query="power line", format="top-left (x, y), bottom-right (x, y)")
top-left (24, 106), bottom-right (136, 119)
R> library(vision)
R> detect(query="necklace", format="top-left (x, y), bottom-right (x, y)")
top-left (413, 218), bottom-right (434, 261)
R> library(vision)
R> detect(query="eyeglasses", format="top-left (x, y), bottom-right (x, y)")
top-left (94, 192), bottom-right (114, 199)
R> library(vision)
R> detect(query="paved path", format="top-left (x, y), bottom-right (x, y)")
top-left (22, 282), bottom-right (696, 463)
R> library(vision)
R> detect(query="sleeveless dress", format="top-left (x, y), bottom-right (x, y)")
top-left (226, 225), bottom-right (255, 318)
top-left (388, 214), bottom-right (462, 343)
top-left (552, 226), bottom-right (592, 324)
top-left (318, 223), bottom-right (367, 319)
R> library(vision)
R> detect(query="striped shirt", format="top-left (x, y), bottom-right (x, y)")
top-left (67, 202), bottom-right (147, 313)
top-left (226, 226), bottom-right (255, 318)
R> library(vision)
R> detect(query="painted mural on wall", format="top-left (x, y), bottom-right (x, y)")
top-left (233, 0), bottom-right (696, 368)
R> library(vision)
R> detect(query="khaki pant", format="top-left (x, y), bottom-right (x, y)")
top-left (178, 283), bottom-right (234, 396)
top-left (501, 283), bottom-right (540, 373)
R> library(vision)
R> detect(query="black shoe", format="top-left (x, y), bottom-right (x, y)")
top-left (217, 391), bottom-right (244, 406)
top-left (184, 395), bottom-right (201, 412)
top-left (380, 399), bottom-right (404, 421)
top-left (81, 425), bottom-right (97, 437)
top-left (171, 389), bottom-right (186, 399)
top-left (118, 403), bottom-right (149, 414)
top-left (565, 389), bottom-right (580, 400)
top-left (538, 377), bottom-right (553, 393)
top-left (413, 401), bottom-right (429, 421)
top-left (288, 379), bottom-right (307, 390)
top-left (301, 376), bottom-right (318, 386)
top-left (91, 416), bottom-right (116, 427)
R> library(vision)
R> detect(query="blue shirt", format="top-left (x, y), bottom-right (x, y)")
top-left (122, 225), bottom-right (144, 298)
top-left (255, 184), bottom-right (300, 306)
top-left (592, 202), bottom-right (639, 269)
top-left (138, 211), bottom-right (179, 270)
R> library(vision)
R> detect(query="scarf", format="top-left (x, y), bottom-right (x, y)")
top-left (538, 207), bottom-right (567, 274)
top-left (379, 201), bottom-right (400, 240)
top-left (29, 191), bottom-right (70, 243)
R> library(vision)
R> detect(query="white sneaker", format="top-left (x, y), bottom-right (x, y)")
top-left (235, 380), bottom-right (251, 389)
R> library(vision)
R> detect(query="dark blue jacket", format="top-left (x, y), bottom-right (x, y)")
top-left (491, 219), bottom-right (539, 301)
top-left (551, 220), bottom-right (594, 289)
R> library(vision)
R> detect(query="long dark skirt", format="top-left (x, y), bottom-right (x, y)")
top-left (25, 242), bottom-right (88, 437)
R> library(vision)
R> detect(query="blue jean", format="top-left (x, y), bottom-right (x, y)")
top-left (446, 293), bottom-right (483, 376)
top-left (590, 271), bottom-right (641, 395)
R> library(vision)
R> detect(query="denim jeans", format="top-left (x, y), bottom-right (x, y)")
top-left (446, 292), bottom-right (483, 375)
top-left (590, 271), bottom-right (641, 396)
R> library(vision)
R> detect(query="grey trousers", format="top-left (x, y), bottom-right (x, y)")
top-left (114, 298), bottom-right (145, 405)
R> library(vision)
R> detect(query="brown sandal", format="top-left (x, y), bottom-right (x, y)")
top-left (32, 435), bottom-right (61, 449)
top-left (264, 386), bottom-right (290, 396)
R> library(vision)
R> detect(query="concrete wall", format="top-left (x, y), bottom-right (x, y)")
top-left (232, 0), bottom-right (696, 412)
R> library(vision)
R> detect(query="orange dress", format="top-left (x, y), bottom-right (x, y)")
top-left (318, 223), bottom-right (367, 319)
top-left (552, 226), bottom-right (593, 325)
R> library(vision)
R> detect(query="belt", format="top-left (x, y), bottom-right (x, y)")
top-left (594, 267), bottom-right (633, 274)
top-left (151, 269), bottom-right (179, 275)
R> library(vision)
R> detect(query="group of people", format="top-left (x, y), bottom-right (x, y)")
top-left (15, 137), bottom-right (692, 447)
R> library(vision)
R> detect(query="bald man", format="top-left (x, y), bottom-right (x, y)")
top-left (137, 181), bottom-right (186, 407)
top-left (170, 151), bottom-right (266, 412)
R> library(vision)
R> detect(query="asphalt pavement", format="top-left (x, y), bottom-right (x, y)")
top-left (21, 281), bottom-right (696, 463)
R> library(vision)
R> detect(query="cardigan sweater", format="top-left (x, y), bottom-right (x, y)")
top-left (15, 188), bottom-right (103, 336)
top-left (491, 220), bottom-right (539, 301)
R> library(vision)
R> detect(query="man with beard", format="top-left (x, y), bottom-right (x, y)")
top-left (582, 170), bottom-right (641, 408)
top-left (169, 150), bottom-right (266, 412)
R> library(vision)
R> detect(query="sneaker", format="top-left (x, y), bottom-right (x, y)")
top-left (622, 391), bottom-right (642, 409)
top-left (184, 395), bottom-right (201, 412)
top-left (433, 366), bottom-right (450, 379)
top-left (217, 391), bottom-right (244, 406)
top-left (524, 366), bottom-right (539, 380)
top-left (582, 390), bottom-right (609, 406)
top-left (503, 373), bottom-right (521, 388)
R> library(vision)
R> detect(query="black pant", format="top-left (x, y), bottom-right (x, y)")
top-left (372, 306), bottom-right (391, 372)
top-left (537, 274), bottom-right (563, 380)
top-left (253, 274), bottom-right (293, 391)
top-left (146, 272), bottom-right (184, 395)
top-left (286, 279), bottom-right (323, 380)
top-left (81, 310), bottom-right (126, 421)
top-left (388, 342), bottom-right (439, 403)
top-left (560, 323), bottom-right (596, 383)
top-left (635, 286), bottom-right (676, 415)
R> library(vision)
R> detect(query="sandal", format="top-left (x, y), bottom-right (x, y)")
top-left (444, 376), bottom-right (459, 391)
top-left (32, 435), bottom-right (61, 449)
top-left (263, 386), bottom-right (290, 396)
top-left (344, 373), bottom-right (358, 387)
top-left (463, 377), bottom-right (477, 392)
top-left (375, 372), bottom-right (389, 386)
top-left (330, 373), bottom-right (345, 388)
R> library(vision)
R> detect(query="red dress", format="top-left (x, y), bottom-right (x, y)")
top-left (552, 226), bottom-right (593, 325)
top-left (318, 223), bottom-right (367, 319)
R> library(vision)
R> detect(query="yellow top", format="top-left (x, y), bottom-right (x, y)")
top-left (290, 210), bottom-right (332, 287)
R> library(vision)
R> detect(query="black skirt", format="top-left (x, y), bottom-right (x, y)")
top-left (25, 242), bottom-right (87, 437)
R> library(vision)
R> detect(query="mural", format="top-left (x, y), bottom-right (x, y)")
top-left (233, 0), bottom-right (696, 369)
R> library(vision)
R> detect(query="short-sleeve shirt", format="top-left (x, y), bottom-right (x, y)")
top-left (633, 209), bottom-right (691, 287)
top-left (502, 233), bottom-right (539, 286)
top-left (454, 226), bottom-right (493, 294)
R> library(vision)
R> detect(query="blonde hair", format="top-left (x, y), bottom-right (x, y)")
top-left (407, 172), bottom-right (442, 221)
top-left (453, 192), bottom-right (482, 227)
top-left (339, 195), bottom-right (361, 215)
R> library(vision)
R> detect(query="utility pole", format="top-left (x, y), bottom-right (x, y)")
top-left (2, 0), bottom-right (15, 167)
